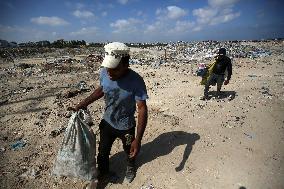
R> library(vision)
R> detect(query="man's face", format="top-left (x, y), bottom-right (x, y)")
top-left (106, 63), bottom-right (128, 80)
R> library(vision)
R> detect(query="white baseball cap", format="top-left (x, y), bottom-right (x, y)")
top-left (101, 42), bottom-right (130, 68)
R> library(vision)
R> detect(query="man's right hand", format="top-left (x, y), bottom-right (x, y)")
top-left (129, 138), bottom-right (141, 159)
top-left (67, 107), bottom-right (77, 111)
top-left (67, 106), bottom-right (84, 111)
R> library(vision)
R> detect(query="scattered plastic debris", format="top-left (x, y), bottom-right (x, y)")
top-left (49, 127), bottom-right (66, 138)
top-left (0, 147), bottom-right (5, 153)
top-left (196, 63), bottom-right (207, 77)
top-left (140, 184), bottom-right (154, 189)
top-left (11, 140), bottom-right (27, 150)
top-left (244, 133), bottom-right (253, 139)
top-left (76, 81), bottom-right (89, 91)
top-left (20, 167), bottom-right (41, 179)
top-left (248, 74), bottom-right (257, 77)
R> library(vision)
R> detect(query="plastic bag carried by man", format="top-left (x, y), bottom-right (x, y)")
top-left (52, 109), bottom-right (98, 188)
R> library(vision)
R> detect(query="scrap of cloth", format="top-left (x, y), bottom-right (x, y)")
top-left (200, 61), bottom-right (217, 85)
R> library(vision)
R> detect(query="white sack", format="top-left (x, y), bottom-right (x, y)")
top-left (52, 109), bottom-right (97, 181)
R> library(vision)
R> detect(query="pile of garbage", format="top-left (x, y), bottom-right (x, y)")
top-left (127, 40), bottom-right (280, 68)
top-left (164, 41), bottom-right (273, 61)
top-left (82, 54), bottom-right (103, 64)
top-left (0, 47), bottom-right (104, 63)
top-left (0, 47), bottom-right (53, 61)
top-left (46, 56), bottom-right (79, 64)
top-left (1, 40), bottom-right (280, 67)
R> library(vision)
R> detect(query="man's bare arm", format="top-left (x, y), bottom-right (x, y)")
top-left (129, 100), bottom-right (148, 158)
top-left (136, 100), bottom-right (148, 142)
top-left (74, 86), bottom-right (104, 110)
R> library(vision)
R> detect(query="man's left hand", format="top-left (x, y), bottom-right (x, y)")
top-left (129, 138), bottom-right (141, 158)
top-left (224, 80), bottom-right (229, 85)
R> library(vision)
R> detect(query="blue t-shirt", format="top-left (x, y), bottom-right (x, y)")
top-left (100, 68), bottom-right (148, 130)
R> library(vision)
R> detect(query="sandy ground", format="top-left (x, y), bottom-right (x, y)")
top-left (0, 42), bottom-right (284, 189)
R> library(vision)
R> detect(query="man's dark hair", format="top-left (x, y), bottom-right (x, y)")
top-left (217, 48), bottom-right (226, 55)
top-left (120, 55), bottom-right (130, 66)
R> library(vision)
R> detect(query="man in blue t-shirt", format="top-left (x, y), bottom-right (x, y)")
top-left (71, 42), bottom-right (148, 184)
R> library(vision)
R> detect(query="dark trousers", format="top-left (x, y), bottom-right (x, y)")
top-left (97, 119), bottom-right (135, 175)
top-left (204, 73), bottom-right (225, 96)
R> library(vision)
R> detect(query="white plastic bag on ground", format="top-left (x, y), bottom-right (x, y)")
top-left (52, 109), bottom-right (97, 181)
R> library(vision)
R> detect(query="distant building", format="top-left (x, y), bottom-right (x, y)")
top-left (0, 39), bottom-right (9, 47)
top-left (0, 40), bottom-right (17, 47)
top-left (18, 41), bottom-right (37, 47)
top-left (36, 40), bottom-right (51, 47)
top-left (9, 42), bottom-right (18, 47)
top-left (18, 43), bottom-right (27, 47)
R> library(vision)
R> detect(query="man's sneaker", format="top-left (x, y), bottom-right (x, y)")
top-left (199, 95), bottom-right (209, 100)
top-left (216, 91), bottom-right (224, 99)
top-left (125, 165), bottom-right (136, 183)
top-left (84, 179), bottom-right (98, 189)
top-left (98, 171), bottom-right (119, 183)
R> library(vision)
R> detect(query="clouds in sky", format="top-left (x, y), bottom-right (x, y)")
top-left (144, 6), bottom-right (189, 35)
top-left (110, 18), bottom-right (142, 33)
top-left (0, 0), bottom-right (241, 41)
top-left (2, 0), bottom-right (272, 42)
top-left (73, 10), bottom-right (94, 18)
top-left (208, 0), bottom-right (239, 8)
top-left (156, 6), bottom-right (188, 20)
top-left (143, 0), bottom-right (240, 37)
top-left (30, 16), bottom-right (69, 26)
top-left (193, 0), bottom-right (240, 30)
top-left (169, 20), bottom-right (195, 33)
top-left (70, 27), bottom-right (98, 36)
top-left (0, 25), bottom-right (58, 41)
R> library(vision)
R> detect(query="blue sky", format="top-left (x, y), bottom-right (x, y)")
top-left (0, 0), bottom-right (283, 43)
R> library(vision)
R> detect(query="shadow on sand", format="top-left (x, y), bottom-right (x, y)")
top-left (207, 90), bottom-right (237, 100)
top-left (98, 131), bottom-right (200, 188)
